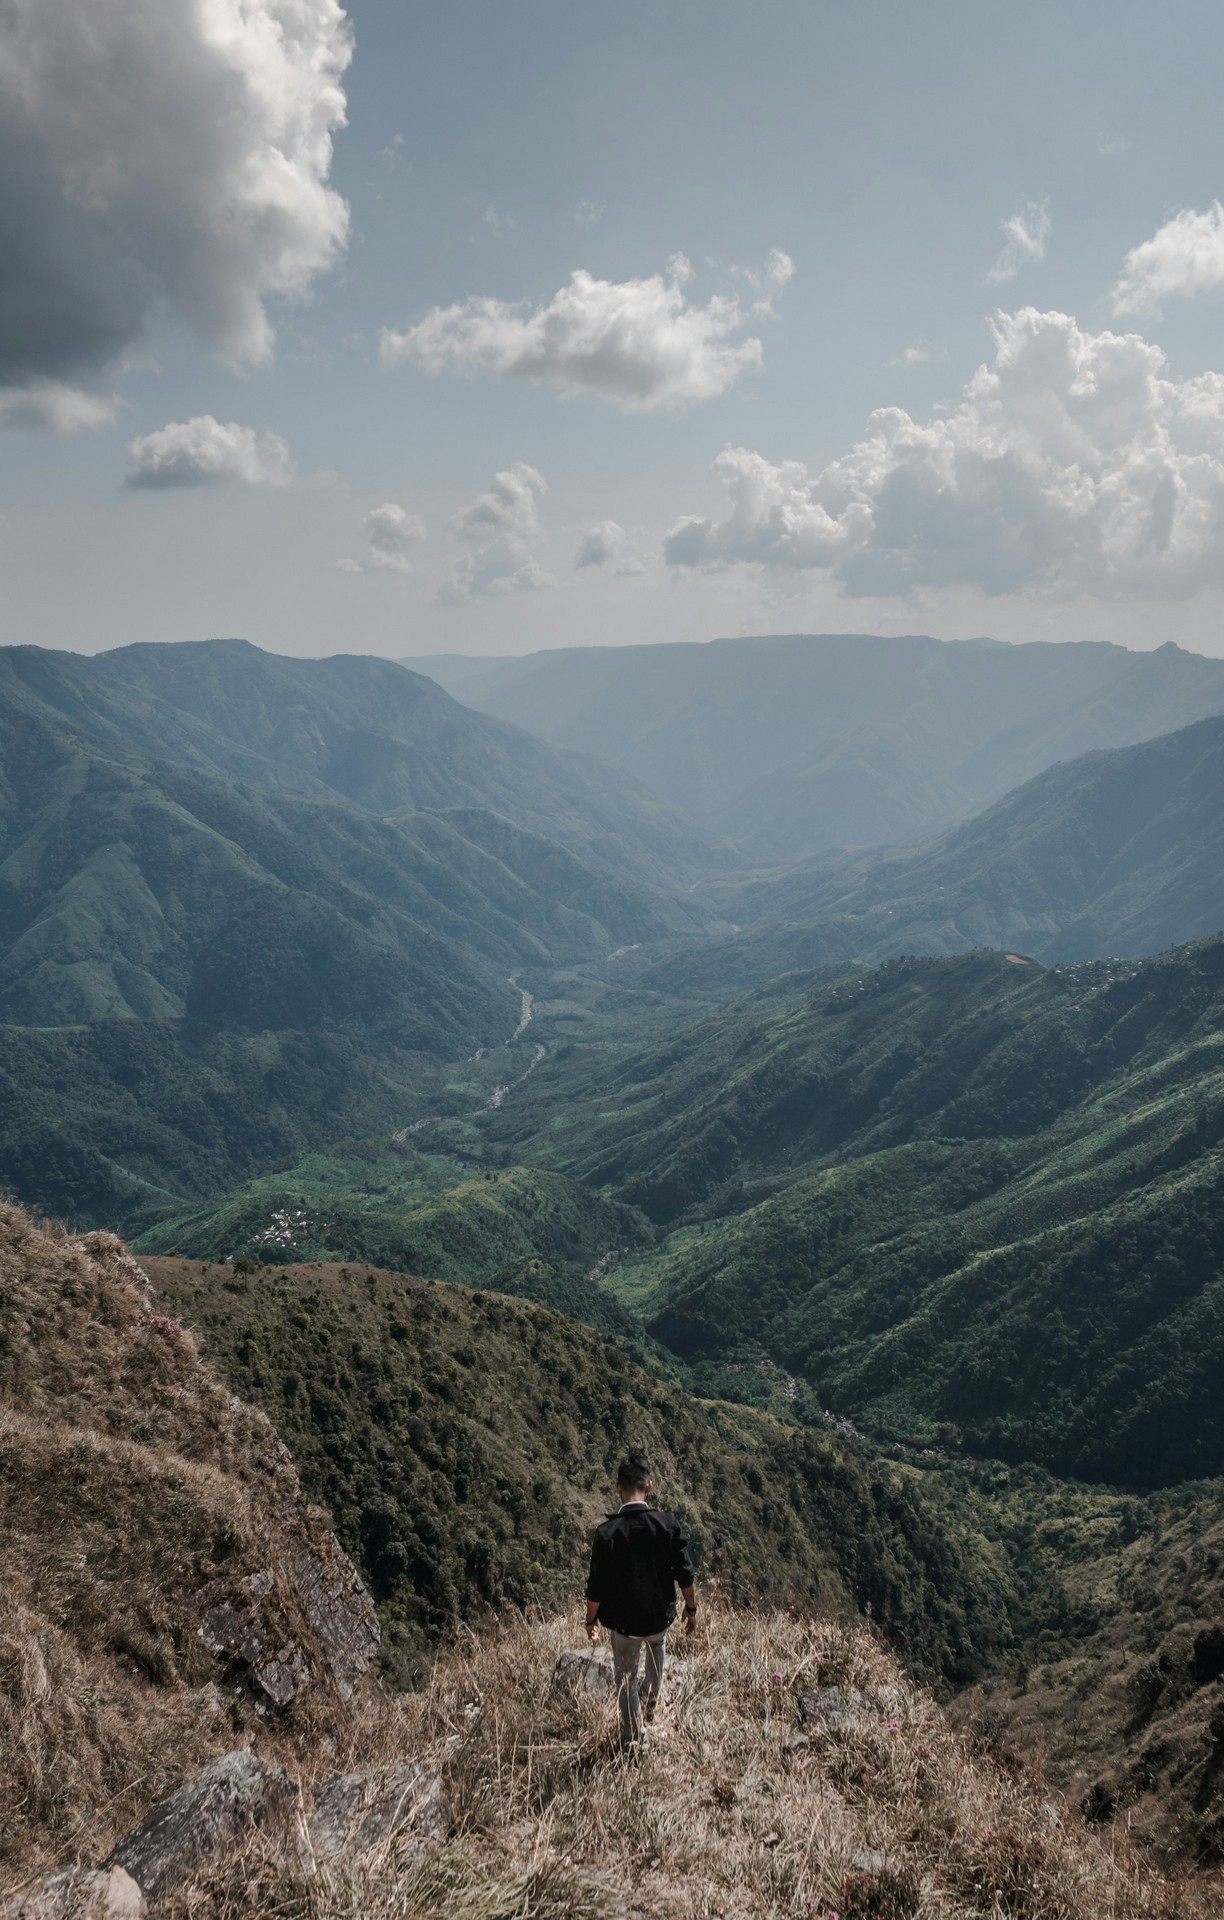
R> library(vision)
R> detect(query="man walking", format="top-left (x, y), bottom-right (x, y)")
top-left (584, 1452), bottom-right (697, 1750)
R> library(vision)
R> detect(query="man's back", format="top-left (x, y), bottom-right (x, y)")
top-left (587, 1505), bottom-right (693, 1638)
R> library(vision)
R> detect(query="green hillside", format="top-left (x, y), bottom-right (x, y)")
top-left (701, 711), bottom-right (1224, 979)
top-left (412, 632), bottom-right (1224, 859)
top-left (0, 639), bottom-right (718, 889)
top-left (143, 1251), bottom-right (1015, 1687)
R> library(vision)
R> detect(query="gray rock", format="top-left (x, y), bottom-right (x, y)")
top-left (2, 1869), bottom-right (143, 1920)
top-left (284, 1538), bottom-right (380, 1701)
top-left (553, 1649), bottom-right (615, 1695)
top-left (307, 1760), bottom-right (447, 1864)
top-left (849, 1848), bottom-right (888, 1873)
top-left (783, 1731), bottom-right (812, 1756)
top-left (104, 1751), bottom-right (295, 1896)
top-left (796, 1685), bottom-right (858, 1730)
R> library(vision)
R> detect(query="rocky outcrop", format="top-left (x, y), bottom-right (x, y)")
top-left (103, 1752), bottom-right (294, 1897)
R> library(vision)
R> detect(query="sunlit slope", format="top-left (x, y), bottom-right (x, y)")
top-left (484, 943), bottom-right (1224, 1484)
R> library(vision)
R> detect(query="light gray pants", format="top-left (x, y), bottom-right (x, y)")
top-left (610, 1629), bottom-right (666, 1746)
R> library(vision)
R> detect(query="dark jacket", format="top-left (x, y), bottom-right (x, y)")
top-left (585, 1504), bottom-right (695, 1637)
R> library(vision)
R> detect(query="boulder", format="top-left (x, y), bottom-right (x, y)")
top-left (553, 1649), bottom-right (615, 1696)
top-left (796, 1685), bottom-right (859, 1730)
top-left (307, 1760), bottom-right (447, 1865)
top-left (2, 1869), bottom-right (143, 1920)
top-left (104, 1751), bottom-right (295, 1896)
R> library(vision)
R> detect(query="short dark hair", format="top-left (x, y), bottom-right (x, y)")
top-left (616, 1453), bottom-right (651, 1492)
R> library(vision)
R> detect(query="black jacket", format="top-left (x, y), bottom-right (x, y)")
top-left (585, 1504), bottom-right (695, 1637)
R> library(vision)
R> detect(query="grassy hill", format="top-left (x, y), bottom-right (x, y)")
top-left (412, 631), bottom-right (1224, 860)
top-left (141, 1252), bottom-right (1020, 1689)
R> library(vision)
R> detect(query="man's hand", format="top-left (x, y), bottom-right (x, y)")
top-left (684, 1608), bottom-right (697, 1636)
top-left (585, 1614), bottom-right (600, 1643)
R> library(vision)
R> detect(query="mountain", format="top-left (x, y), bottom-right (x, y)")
top-left (0, 639), bottom-right (716, 888)
top-left (0, 642), bottom-right (716, 1230)
top-left (471, 941), bottom-right (1224, 1487)
top-left (411, 632), bottom-right (1224, 860)
top-left (725, 711), bottom-right (1224, 969)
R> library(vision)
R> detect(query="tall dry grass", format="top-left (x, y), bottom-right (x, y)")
top-left (162, 1604), bottom-right (1224, 1920)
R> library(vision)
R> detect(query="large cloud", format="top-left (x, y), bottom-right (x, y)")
top-left (0, 0), bottom-right (351, 412)
top-left (442, 462), bottom-right (554, 600)
top-left (665, 308), bottom-right (1224, 600)
top-left (382, 253), bottom-right (791, 409)
top-left (1113, 204), bottom-right (1224, 316)
top-left (125, 416), bottom-right (292, 489)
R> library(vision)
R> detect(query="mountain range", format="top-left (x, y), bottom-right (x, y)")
top-left (412, 631), bottom-right (1224, 859)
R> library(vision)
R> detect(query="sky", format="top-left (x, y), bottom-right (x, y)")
top-left (7, 0), bottom-right (1224, 659)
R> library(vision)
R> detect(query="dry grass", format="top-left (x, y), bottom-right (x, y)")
top-left (164, 1605), bottom-right (1216, 1920)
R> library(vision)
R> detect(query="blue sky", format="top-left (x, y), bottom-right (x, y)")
top-left (6, 0), bottom-right (1224, 657)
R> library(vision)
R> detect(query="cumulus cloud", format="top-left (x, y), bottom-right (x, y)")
top-left (339, 502), bottom-right (426, 574)
top-left (0, 0), bottom-right (351, 414)
top-left (1113, 203), bottom-right (1224, 315)
top-left (0, 383), bottom-right (117, 432)
top-left (382, 252), bottom-right (790, 409)
top-left (125, 416), bottom-right (292, 490)
top-left (987, 201), bottom-right (1050, 284)
top-left (665, 307), bottom-right (1224, 600)
top-left (575, 519), bottom-right (648, 574)
top-left (576, 520), bottom-right (626, 567)
top-left (442, 462), bottom-right (554, 600)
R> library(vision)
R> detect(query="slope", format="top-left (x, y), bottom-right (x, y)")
top-left (473, 942), bottom-right (1224, 1485)
top-left (0, 639), bottom-right (716, 890)
top-left (0, 685), bottom-right (708, 1229)
top-left (717, 710), bottom-right (1224, 974)
top-left (411, 631), bottom-right (1224, 859)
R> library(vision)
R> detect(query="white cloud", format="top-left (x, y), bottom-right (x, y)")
top-left (443, 462), bottom-right (554, 600)
top-left (339, 501), bottom-right (425, 573)
top-left (125, 416), bottom-right (292, 490)
top-left (382, 252), bottom-right (790, 409)
top-left (575, 518), bottom-right (649, 574)
top-left (665, 307), bottom-right (1224, 600)
top-left (987, 201), bottom-right (1050, 284)
top-left (0, 0), bottom-right (350, 414)
top-left (0, 383), bottom-right (117, 432)
top-left (576, 520), bottom-right (626, 567)
top-left (1113, 203), bottom-right (1224, 316)
top-left (365, 502), bottom-right (425, 570)
top-left (897, 343), bottom-right (930, 368)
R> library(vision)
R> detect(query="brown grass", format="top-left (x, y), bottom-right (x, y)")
top-left (154, 1606), bottom-right (1222, 1920)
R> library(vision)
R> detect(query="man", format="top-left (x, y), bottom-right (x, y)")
top-left (584, 1452), bottom-right (697, 1749)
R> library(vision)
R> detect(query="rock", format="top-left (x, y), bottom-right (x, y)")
top-left (307, 1760), bottom-right (447, 1864)
top-left (849, 1848), bottom-right (888, 1873)
top-left (104, 1751), bottom-right (295, 1896)
top-left (796, 1685), bottom-right (858, 1730)
top-left (553, 1649), bottom-right (615, 1695)
top-left (783, 1731), bottom-right (811, 1756)
top-left (2, 1869), bottom-right (144, 1920)
top-left (284, 1538), bottom-right (380, 1701)
top-left (194, 1540), bottom-right (379, 1709)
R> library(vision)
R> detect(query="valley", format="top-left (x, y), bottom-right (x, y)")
top-left (4, 631), bottom-right (1224, 1887)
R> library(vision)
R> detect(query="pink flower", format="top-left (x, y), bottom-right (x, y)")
top-left (771, 1671), bottom-right (782, 1685)
top-left (888, 1718), bottom-right (900, 1730)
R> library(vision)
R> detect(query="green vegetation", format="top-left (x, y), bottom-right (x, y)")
top-left (146, 1253), bottom-right (1018, 1688)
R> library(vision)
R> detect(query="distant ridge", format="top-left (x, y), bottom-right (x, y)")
top-left (410, 632), bottom-right (1224, 859)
